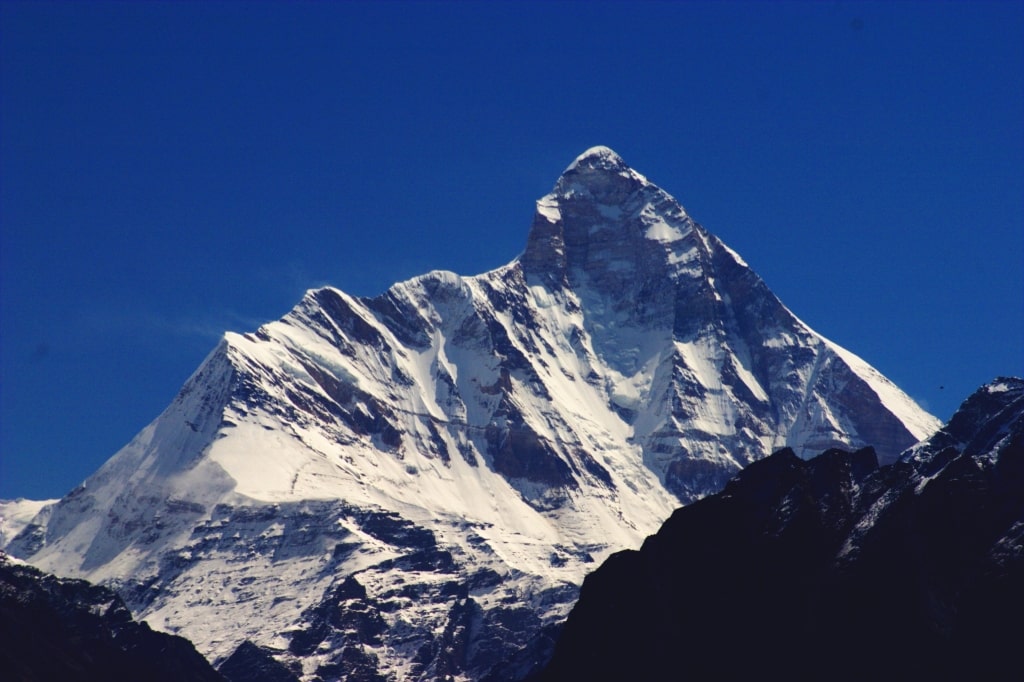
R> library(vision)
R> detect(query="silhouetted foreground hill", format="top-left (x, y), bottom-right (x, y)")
top-left (0, 555), bottom-right (225, 682)
top-left (536, 378), bottom-right (1024, 681)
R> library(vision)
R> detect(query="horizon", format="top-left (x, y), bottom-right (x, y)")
top-left (2, 1), bottom-right (1022, 500)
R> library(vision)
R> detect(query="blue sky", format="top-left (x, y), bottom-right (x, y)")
top-left (2, 1), bottom-right (1021, 500)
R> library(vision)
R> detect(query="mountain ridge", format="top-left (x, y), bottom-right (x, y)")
top-left (0, 553), bottom-right (227, 682)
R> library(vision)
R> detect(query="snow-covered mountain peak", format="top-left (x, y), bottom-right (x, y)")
top-left (553, 145), bottom-right (647, 203)
top-left (564, 145), bottom-right (629, 172)
top-left (6, 147), bottom-right (942, 681)
top-left (523, 147), bottom-right (697, 295)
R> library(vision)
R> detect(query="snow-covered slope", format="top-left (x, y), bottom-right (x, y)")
top-left (0, 498), bottom-right (55, 548)
top-left (6, 147), bottom-right (940, 680)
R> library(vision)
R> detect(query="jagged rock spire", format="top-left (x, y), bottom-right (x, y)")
top-left (521, 146), bottom-right (693, 292)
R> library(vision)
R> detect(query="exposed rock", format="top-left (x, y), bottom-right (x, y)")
top-left (220, 641), bottom-right (300, 682)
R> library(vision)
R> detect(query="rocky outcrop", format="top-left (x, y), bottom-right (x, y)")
top-left (220, 642), bottom-right (300, 682)
top-left (0, 554), bottom-right (225, 682)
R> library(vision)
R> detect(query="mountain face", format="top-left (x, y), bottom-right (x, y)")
top-left (536, 378), bottom-right (1024, 682)
top-left (5, 147), bottom-right (939, 680)
top-left (0, 554), bottom-right (226, 682)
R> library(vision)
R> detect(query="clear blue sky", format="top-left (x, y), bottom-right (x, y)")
top-left (2, 1), bottom-right (1021, 500)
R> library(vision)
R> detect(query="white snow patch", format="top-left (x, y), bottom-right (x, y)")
top-left (0, 498), bottom-right (55, 548)
top-left (536, 197), bottom-right (561, 222)
top-left (644, 218), bottom-right (685, 243)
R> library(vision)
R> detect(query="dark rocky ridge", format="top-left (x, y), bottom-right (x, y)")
top-left (536, 378), bottom-right (1024, 681)
top-left (0, 554), bottom-right (225, 682)
top-left (219, 641), bottom-right (301, 682)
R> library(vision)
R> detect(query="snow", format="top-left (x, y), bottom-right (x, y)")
top-left (0, 498), bottom-right (55, 548)
top-left (729, 352), bottom-right (770, 404)
top-left (567, 145), bottom-right (626, 170)
top-left (820, 336), bottom-right (942, 441)
top-left (644, 217), bottom-right (686, 243)
top-left (536, 196), bottom-right (562, 222)
top-left (718, 241), bottom-right (750, 268)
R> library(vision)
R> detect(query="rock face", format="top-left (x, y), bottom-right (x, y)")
top-left (219, 641), bottom-right (301, 682)
top-left (5, 147), bottom-right (938, 680)
top-left (536, 377), bottom-right (1024, 682)
top-left (0, 554), bottom-right (225, 682)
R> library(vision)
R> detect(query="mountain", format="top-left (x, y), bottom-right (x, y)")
top-left (536, 377), bottom-right (1024, 682)
top-left (4, 147), bottom-right (939, 680)
top-left (0, 553), bottom-right (226, 682)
